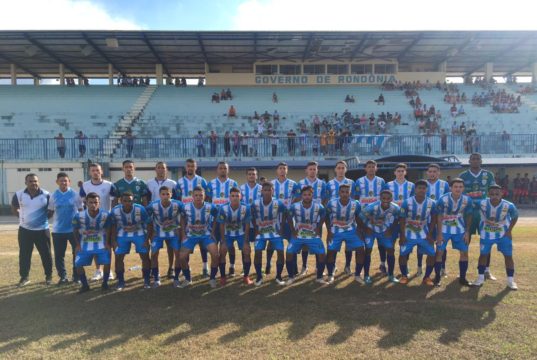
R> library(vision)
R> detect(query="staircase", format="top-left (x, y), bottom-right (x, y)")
top-left (104, 85), bottom-right (157, 158)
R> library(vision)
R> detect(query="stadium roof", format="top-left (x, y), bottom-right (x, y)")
top-left (0, 30), bottom-right (536, 78)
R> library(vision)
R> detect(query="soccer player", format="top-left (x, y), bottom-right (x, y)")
top-left (354, 160), bottom-right (387, 274)
top-left (434, 178), bottom-right (473, 287)
top-left (47, 172), bottom-right (83, 284)
top-left (217, 187), bottom-right (253, 285)
top-left (386, 163), bottom-right (415, 207)
top-left (207, 161), bottom-right (239, 275)
top-left (147, 162), bottom-right (178, 279)
top-left (240, 167), bottom-right (262, 205)
top-left (364, 190), bottom-right (401, 283)
top-left (175, 158), bottom-right (210, 277)
top-left (146, 186), bottom-right (183, 288)
top-left (113, 160), bottom-right (150, 206)
top-left (269, 162), bottom-right (300, 274)
top-left (251, 182), bottom-right (287, 286)
top-left (325, 184), bottom-right (366, 284)
top-left (178, 186), bottom-right (220, 288)
top-left (297, 161), bottom-right (328, 275)
top-left (286, 186), bottom-right (327, 285)
top-left (80, 163), bottom-right (117, 282)
top-left (459, 153), bottom-right (496, 280)
top-left (110, 192), bottom-right (151, 290)
top-left (73, 192), bottom-right (113, 293)
top-left (326, 160), bottom-right (355, 275)
top-left (398, 180), bottom-right (437, 286)
top-left (473, 185), bottom-right (518, 290)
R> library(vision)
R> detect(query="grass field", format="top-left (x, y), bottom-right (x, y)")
top-left (1, 224), bottom-right (536, 359)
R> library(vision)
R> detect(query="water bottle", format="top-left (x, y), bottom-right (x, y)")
top-left (128, 265), bottom-right (142, 271)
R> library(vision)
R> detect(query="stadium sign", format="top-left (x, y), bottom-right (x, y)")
top-left (255, 74), bottom-right (397, 85)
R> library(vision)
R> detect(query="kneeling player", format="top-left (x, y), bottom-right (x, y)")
top-left (111, 192), bottom-right (152, 290)
top-left (398, 180), bottom-right (437, 286)
top-left (364, 190), bottom-right (401, 283)
top-left (73, 192), bottom-right (112, 293)
top-left (434, 179), bottom-right (473, 286)
top-left (473, 185), bottom-right (518, 290)
top-left (325, 184), bottom-right (365, 284)
top-left (286, 186), bottom-right (327, 285)
top-left (146, 186), bottom-right (183, 288)
top-left (217, 187), bottom-right (253, 285)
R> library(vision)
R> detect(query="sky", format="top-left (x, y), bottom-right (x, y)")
top-left (1, 0), bottom-right (537, 31)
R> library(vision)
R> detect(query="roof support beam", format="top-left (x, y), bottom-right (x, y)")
top-left (253, 32), bottom-right (257, 63)
top-left (349, 33), bottom-right (370, 61)
top-left (141, 34), bottom-right (171, 77)
top-left (0, 53), bottom-right (39, 78)
top-left (23, 33), bottom-right (83, 78)
top-left (397, 33), bottom-right (423, 61)
top-left (81, 33), bottom-right (126, 76)
top-left (465, 38), bottom-right (530, 76)
top-left (197, 33), bottom-right (209, 65)
top-left (302, 33), bottom-right (314, 62)
top-left (434, 34), bottom-right (475, 68)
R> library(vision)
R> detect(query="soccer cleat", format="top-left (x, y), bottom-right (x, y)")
top-left (109, 271), bottom-right (115, 280)
top-left (399, 276), bottom-right (410, 285)
top-left (364, 276), bottom-right (373, 285)
top-left (57, 278), bottom-right (69, 285)
top-left (209, 279), bottom-right (217, 288)
top-left (298, 266), bottom-right (308, 277)
top-left (327, 275), bottom-right (335, 284)
top-left (416, 267), bottom-right (423, 276)
top-left (485, 271), bottom-right (497, 281)
top-left (354, 275), bottom-right (365, 284)
top-left (179, 280), bottom-right (192, 288)
top-left (45, 276), bottom-right (53, 285)
top-left (254, 278), bottom-right (263, 286)
top-left (344, 266), bottom-right (351, 275)
top-left (441, 268), bottom-right (448, 278)
top-left (315, 278), bottom-right (328, 285)
top-left (243, 276), bottom-right (254, 285)
top-left (202, 268), bottom-right (209, 278)
top-left (17, 278), bottom-right (30, 287)
top-left (228, 267), bottom-right (235, 277)
top-left (379, 264), bottom-right (387, 275)
top-left (459, 278), bottom-right (473, 287)
top-left (143, 282), bottom-right (151, 289)
top-left (71, 276), bottom-right (81, 284)
top-left (78, 285), bottom-right (90, 294)
top-left (166, 268), bottom-right (174, 279)
top-left (116, 281), bottom-right (126, 291)
top-left (220, 276), bottom-right (227, 286)
top-left (275, 278), bottom-right (286, 286)
top-left (91, 270), bottom-right (103, 281)
top-left (286, 277), bottom-right (295, 285)
top-left (265, 265), bottom-right (271, 275)
top-left (388, 275), bottom-right (400, 284)
top-left (473, 277), bottom-right (485, 287)
top-left (152, 280), bottom-right (161, 288)
top-left (422, 277), bottom-right (434, 286)
top-left (507, 279), bottom-right (518, 290)
top-left (173, 279), bottom-right (181, 288)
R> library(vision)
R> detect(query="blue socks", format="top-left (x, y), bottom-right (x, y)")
top-left (210, 266), bottom-right (218, 280)
top-left (200, 247), bottom-right (208, 263)
top-left (424, 264), bottom-right (434, 278)
top-left (80, 273), bottom-right (88, 287)
top-left (378, 245), bottom-right (386, 263)
top-left (400, 264), bottom-right (408, 277)
top-left (459, 261), bottom-right (468, 280)
top-left (174, 267), bottom-right (181, 281)
top-left (417, 253), bottom-right (423, 268)
top-left (266, 248), bottom-right (274, 267)
top-left (387, 255), bottom-right (395, 276)
top-left (301, 250), bottom-right (309, 268)
top-left (345, 251), bottom-right (352, 267)
top-left (355, 262), bottom-right (364, 276)
top-left (506, 268), bottom-right (514, 277)
top-left (326, 262), bottom-right (336, 276)
top-left (364, 255), bottom-right (371, 277)
top-left (243, 261), bottom-right (251, 277)
top-left (434, 261), bottom-right (442, 281)
top-left (276, 262), bottom-right (284, 280)
top-left (316, 262), bottom-right (325, 279)
top-left (219, 263), bottom-right (226, 277)
top-left (117, 270), bottom-right (125, 283)
top-left (229, 252), bottom-right (236, 267)
top-left (103, 271), bottom-right (110, 285)
top-left (477, 265), bottom-right (486, 275)
top-left (142, 268), bottom-right (151, 284)
top-left (151, 267), bottom-right (159, 281)
top-left (442, 249), bottom-right (447, 269)
top-left (286, 260), bottom-right (295, 279)
top-left (254, 263), bottom-right (262, 281)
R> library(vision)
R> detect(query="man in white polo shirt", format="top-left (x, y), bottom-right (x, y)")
top-left (11, 173), bottom-right (53, 287)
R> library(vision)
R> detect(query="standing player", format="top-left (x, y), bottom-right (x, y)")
top-left (398, 180), bottom-right (437, 286)
top-left (269, 162), bottom-right (301, 275)
top-left (240, 167), bottom-right (261, 275)
top-left (325, 184), bottom-right (365, 284)
top-left (364, 190), bottom-right (401, 283)
top-left (207, 161), bottom-right (239, 276)
top-left (434, 178), bottom-right (473, 287)
top-left (354, 160), bottom-right (386, 274)
top-left (146, 161), bottom-right (178, 279)
top-left (80, 163), bottom-right (117, 282)
top-left (146, 186), bottom-right (183, 288)
top-left (386, 163), bottom-right (415, 207)
top-left (326, 160), bottom-right (355, 275)
top-left (297, 161), bottom-right (328, 276)
top-left (178, 186), bottom-right (220, 288)
top-left (217, 187), bottom-right (252, 285)
top-left (110, 192), bottom-right (151, 290)
top-left (251, 182), bottom-right (287, 286)
top-left (48, 172), bottom-right (83, 284)
top-left (73, 193), bottom-right (113, 293)
top-left (286, 186), bottom-right (327, 285)
top-left (113, 160), bottom-right (150, 206)
top-left (473, 185), bottom-right (518, 290)
top-left (459, 153), bottom-right (496, 280)
top-left (175, 158), bottom-right (210, 277)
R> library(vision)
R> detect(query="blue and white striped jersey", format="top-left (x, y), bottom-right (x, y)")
top-left (426, 179), bottom-right (450, 201)
top-left (325, 198), bottom-right (361, 234)
top-left (326, 177), bottom-right (355, 200)
top-left (175, 175), bottom-right (209, 204)
top-left (386, 180), bottom-right (415, 206)
top-left (436, 193), bottom-right (473, 235)
top-left (110, 204), bottom-right (150, 237)
top-left (146, 178), bottom-right (177, 203)
top-left (208, 178), bottom-right (239, 207)
top-left (146, 199), bottom-right (184, 238)
top-left (72, 209), bottom-right (111, 252)
top-left (240, 183), bottom-right (262, 205)
top-left (272, 178), bottom-right (300, 208)
top-left (216, 203), bottom-right (251, 237)
top-left (477, 199), bottom-right (518, 240)
top-left (251, 199), bottom-right (287, 240)
top-left (48, 188), bottom-right (83, 233)
top-left (400, 197), bottom-right (437, 239)
top-left (354, 176), bottom-right (386, 209)
top-left (364, 201), bottom-right (400, 233)
top-left (182, 202), bottom-right (218, 238)
top-left (288, 202), bottom-right (326, 239)
top-left (298, 177), bottom-right (328, 205)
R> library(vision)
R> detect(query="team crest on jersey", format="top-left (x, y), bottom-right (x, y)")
top-left (368, 191), bottom-right (373, 196)
top-left (279, 194), bottom-right (284, 199)
top-left (195, 220), bottom-right (201, 224)
top-left (188, 190), bottom-right (192, 196)
top-left (399, 195), bottom-right (403, 200)
top-left (136, 185), bottom-right (140, 191)
top-left (430, 194), bottom-right (436, 199)
top-left (220, 192), bottom-right (225, 197)
top-left (416, 215), bottom-right (421, 220)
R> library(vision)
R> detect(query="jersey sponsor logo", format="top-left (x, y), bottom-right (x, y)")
top-left (407, 219), bottom-right (424, 233)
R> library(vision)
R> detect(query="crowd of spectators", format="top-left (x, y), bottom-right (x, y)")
top-left (118, 76), bottom-right (150, 87)
top-left (211, 88), bottom-right (233, 103)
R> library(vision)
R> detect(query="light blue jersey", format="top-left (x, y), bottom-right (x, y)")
top-left (146, 199), bottom-right (183, 238)
top-left (400, 197), bottom-right (437, 239)
top-left (354, 176), bottom-right (386, 209)
top-left (252, 199), bottom-right (287, 240)
top-left (110, 204), bottom-right (150, 237)
top-left (175, 175), bottom-right (209, 204)
top-left (298, 177), bottom-right (327, 205)
top-left (182, 202), bottom-right (219, 238)
top-left (217, 203), bottom-right (251, 237)
top-left (364, 201), bottom-right (400, 233)
top-left (436, 193), bottom-right (473, 235)
top-left (478, 199), bottom-right (518, 240)
top-left (327, 177), bottom-right (355, 200)
top-left (288, 202), bottom-right (325, 239)
top-left (272, 178), bottom-right (301, 208)
top-left (48, 188), bottom-right (83, 233)
top-left (208, 178), bottom-right (239, 207)
top-left (325, 198), bottom-right (361, 234)
top-left (386, 180), bottom-right (415, 206)
top-left (240, 183), bottom-right (261, 205)
top-left (426, 179), bottom-right (450, 201)
top-left (72, 209), bottom-right (112, 252)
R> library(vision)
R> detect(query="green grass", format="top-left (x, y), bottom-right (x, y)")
top-left (0, 226), bottom-right (536, 359)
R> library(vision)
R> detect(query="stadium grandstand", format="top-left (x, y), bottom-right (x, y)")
top-left (1, 30), bottom-right (537, 204)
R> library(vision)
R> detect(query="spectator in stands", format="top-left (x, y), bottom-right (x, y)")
top-left (196, 131), bottom-right (206, 157)
top-left (211, 93), bottom-right (220, 103)
top-left (312, 134), bottom-right (320, 156)
top-left (458, 104), bottom-right (466, 116)
top-left (459, 122), bottom-right (466, 135)
top-left (232, 131), bottom-right (240, 156)
top-left (313, 115), bottom-right (321, 134)
top-left (320, 131), bottom-right (328, 155)
top-left (530, 176), bottom-right (537, 204)
top-left (440, 129), bottom-right (448, 154)
top-left (327, 128), bottom-right (336, 155)
top-left (287, 129), bottom-right (296, 156)
top-left (262, 110), bottom-right (270, 121)
top-left (228, 105), bottom-right (236, 118)
top-left (378, 118), bottom-right (386, 134)
top-left (209, 131), bottom-right (218, 157)
top-left (299, 119), bottom-right (307, 133)
top-left (424, 130), bottom-right (432, 155)
top-left (124, 130), bottom-right (135, 157)
top-left (221, 89), bottom-right (227, 100)
top-left (55, 133), bottom-right (66, 159)
top-left (253, 111), bottom-right (260, 120)
top-left (501, 130), bottom-right (511, 153)
top-left (272, 92), bottom-right (278, 103)
top-left (451, 121), bottom-right (459, 135)
top-left (226, 88), bottom-right (233, 100)
top-left (375, 93), bottom-right (385, 105)
top-left (224, 131), bottom-right (231, 157)
top-left (270, 130), bottom-right (278, 157)
top-left (241, 132), bottom-right (249, 156)
top-left (273, 110), bottom-right (280, 122)
top-left (76, 131), bottom-right (87, 158)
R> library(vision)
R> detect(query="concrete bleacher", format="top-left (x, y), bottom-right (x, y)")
top-left (0, 86), bottom-right (144, 138)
